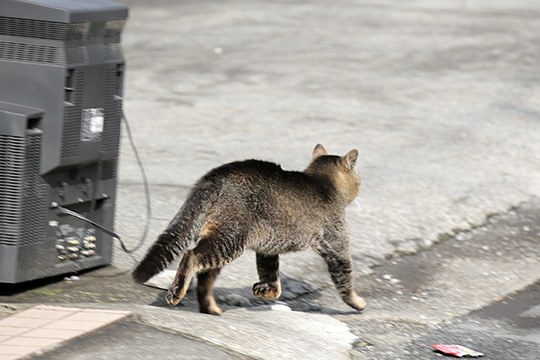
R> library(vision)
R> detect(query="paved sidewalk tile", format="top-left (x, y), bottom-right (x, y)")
top-left (0, 305), bottom-right (131, 360)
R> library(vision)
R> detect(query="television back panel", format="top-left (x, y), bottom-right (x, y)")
top-left (0, 0), bottom-right (128, 283)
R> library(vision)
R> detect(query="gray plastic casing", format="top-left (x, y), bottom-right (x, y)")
top-left (0, 0), bottom-right (128, 283)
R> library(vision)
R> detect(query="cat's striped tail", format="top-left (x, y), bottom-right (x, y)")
top-left (132, 177), bottom-right (219, 284)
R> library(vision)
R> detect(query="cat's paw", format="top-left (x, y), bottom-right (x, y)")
top-left (165, 291), bottom-right (181, 306)
top-left (345, 292), bottom-right (366, 311)
top-left (199, 296), bottom-right (222, 316)
top-left (252, 281), bottom-right (281, 300)
top-left (200, 304), bottom-right (222, 316)
top-left (166, 284), bottom-right (187, 306)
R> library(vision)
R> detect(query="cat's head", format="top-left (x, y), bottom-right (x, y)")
top-left (305, 144), bottom-right (360, 204)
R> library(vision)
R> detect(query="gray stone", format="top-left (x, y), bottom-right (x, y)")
top-left (139, 306), bottom-right (357, 360)
top-left (143, 270), bottom-right (176, 290)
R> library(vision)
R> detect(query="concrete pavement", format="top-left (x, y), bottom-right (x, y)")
top-left (115, 0), bottom-right (540, 273)
top-left (1, 197), bottom-right (539, 359)
top-left (1, 0), bottom-right (540, 358)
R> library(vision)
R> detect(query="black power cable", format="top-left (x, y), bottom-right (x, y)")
top-left (53, 111), bottom-right (152, 259)
top-left (119, 111), bottom-right (152, 254)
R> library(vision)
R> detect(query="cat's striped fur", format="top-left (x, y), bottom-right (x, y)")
top-left (132, 144), bottom-right (366, 314)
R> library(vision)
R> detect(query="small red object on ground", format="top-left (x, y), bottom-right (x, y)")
top-left (432, 344), bottom-right (484, 357)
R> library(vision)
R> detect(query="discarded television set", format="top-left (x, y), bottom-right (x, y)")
top-left (0, 0), bottom-right (128, 283)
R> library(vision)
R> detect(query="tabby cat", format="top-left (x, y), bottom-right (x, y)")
top-left (133, 144), bottom-right (366, 315)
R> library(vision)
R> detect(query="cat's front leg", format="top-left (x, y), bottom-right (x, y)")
top-left (315, 232), bottom-right (366, 311)
top-left (252, 253), bottom-right (281, 300)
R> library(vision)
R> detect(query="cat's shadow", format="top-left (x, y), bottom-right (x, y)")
top-left (149, 275), bottom-right (359, 316)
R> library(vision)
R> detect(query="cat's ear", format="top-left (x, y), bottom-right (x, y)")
top-left (342, 149), bottom-right (358, 170)
top-left (312, 144), bottom-right (328, 160)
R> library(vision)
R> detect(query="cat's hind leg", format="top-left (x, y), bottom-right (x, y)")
top-left (166, 221), bottom-right (246, 308)
top-left (165, 251), bottom-right (196, 306)
top-left (197, 268), bottom-right (222, 315)
top-left (252, 253), bottom-right (281, 300)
